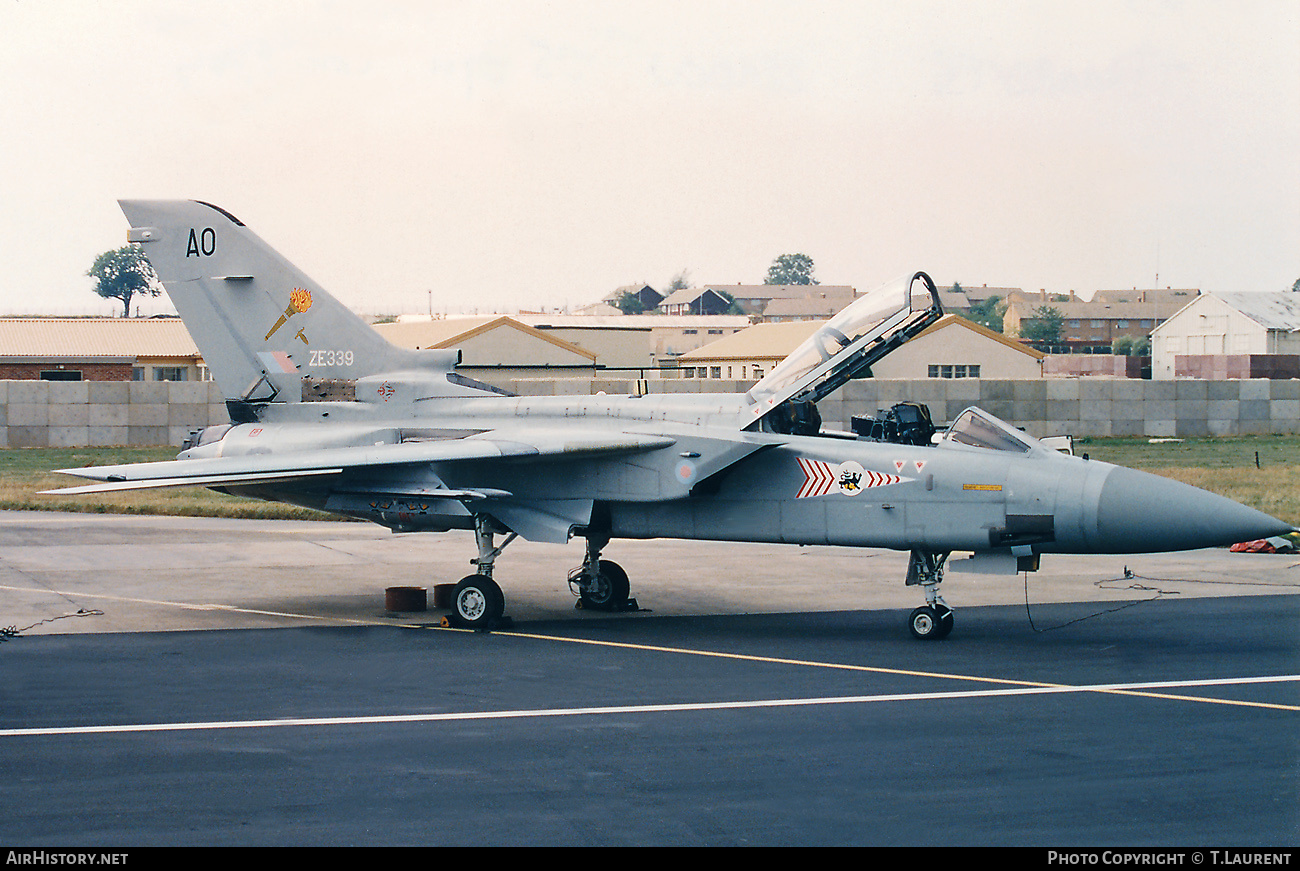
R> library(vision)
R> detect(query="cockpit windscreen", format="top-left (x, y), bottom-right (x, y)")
top-left (942, 408), bottom-right (1033, 453)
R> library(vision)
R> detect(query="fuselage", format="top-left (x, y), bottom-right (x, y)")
top-left (199, 389), bottom-right (1288, 557)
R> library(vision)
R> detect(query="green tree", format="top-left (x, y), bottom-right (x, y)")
top-left (1020, 305), bottom-right (1064, 345)
top-left (966, 294), bottom-right (1005, 333)
top-left (88, 245), bottom-right (162, 317)
top-left (665, 269), bottom-right (692, 293)
top-left (1113, 336), bottom-right (1150, 356)
top-left (764, 253), bottom-right (817, 286)
top-left (614, 290), bottom-right (648, 315)
top-left (714, 289), bottom-right (745, 315)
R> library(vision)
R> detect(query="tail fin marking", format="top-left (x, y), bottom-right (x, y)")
top-left (118, 200), bottom-right (434, 402)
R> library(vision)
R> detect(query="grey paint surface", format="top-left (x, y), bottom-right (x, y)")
top-left (44, 201), bottom-right (1292, 637)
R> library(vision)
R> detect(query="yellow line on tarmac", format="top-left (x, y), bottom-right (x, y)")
top-left (7, 582), bottom-right (1293, 713)
top-left (495, 629), bottom-right (1300, 712)
top-left (1080, 687), bottom-right (1300, 713)
top-left (499, 629), bottom-right (1076, 688)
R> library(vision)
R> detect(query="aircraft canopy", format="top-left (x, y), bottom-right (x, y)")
top-left (746, 272), bottom-right (942, 422)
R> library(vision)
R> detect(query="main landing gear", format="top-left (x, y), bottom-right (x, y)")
top-left (568, 531), bottom-right (634, 612)
top-left (905, 549), bottom-right (953, 640)
top-left (444, 518), bottom-right (636, 630)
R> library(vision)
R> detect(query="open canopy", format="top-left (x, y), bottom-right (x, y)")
top-left (745, 272), bottom-right (942, 426)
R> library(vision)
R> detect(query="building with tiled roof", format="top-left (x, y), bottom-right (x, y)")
top-left (675, 314), bottom-right (1044, 383)
top-left (658, 285), bottom-right (857, 318)
top-left (512, 314), bottom-right (750, 370)
top-left (675, 321), bottom-right (817, 381)
top-left (0, 317), bottom-right (204, 381)
top-left (600, 284), bottom-right (663, 312)
top-left (1005, 288), bottom-right (1198, 352)
top-left (758, 287), bottom-right (858, 322)
top-left (373, 316), bottom-right (597, 383)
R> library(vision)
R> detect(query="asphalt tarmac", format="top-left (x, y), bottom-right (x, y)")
top-left (1, 511), bottom-right (1297, 846)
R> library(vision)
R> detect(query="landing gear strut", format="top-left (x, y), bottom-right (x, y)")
top-left (568, 531), bottom-right (633, 611)
top-left (905, 549), bottom-right (953, 640)
top-left (447, 516), bottom-right (515, 629)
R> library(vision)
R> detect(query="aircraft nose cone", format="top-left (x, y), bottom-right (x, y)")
top-left (1096, 466), bottom-right (1293, 553)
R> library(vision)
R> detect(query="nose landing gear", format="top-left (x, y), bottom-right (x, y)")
top-left (906, 550), bottom-right (953, 640)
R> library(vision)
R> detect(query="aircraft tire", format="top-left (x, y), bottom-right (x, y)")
top-left (933, 604), bottom-right (954, 639)
top-left (908, 605), bottom-right (953, 641)
top-left (579, 560), bottom-right (630, 611)
top-left (449, 574), bottom-right (504, 629)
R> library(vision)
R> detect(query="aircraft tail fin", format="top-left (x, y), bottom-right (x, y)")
top-left (118, 200), bottom-right (448, 403)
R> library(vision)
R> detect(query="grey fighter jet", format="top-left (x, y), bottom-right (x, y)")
top-left (46, 200), bottom-right (1293, 638)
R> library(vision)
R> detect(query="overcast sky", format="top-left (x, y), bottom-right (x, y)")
top-left (1, 1), bottom-right (1296, 317)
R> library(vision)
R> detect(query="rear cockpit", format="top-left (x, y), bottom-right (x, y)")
top-left (746, 272), bottom-right (943, 435)
top-left (740, 270), bottom-right (1056, 455)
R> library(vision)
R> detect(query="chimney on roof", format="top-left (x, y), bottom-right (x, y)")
top-left (1039, 289), bottom-right (1046, 302)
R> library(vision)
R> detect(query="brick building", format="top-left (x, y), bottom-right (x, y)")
top-left (0, 318), bottom-right (205, 381)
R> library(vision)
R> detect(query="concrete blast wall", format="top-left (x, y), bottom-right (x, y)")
top-left (511, 377), bottom-right (1300, 439)
top-left (0, 377), bottom-right (1295, 447)
top-left (0, 381), bottom-right (228, 448)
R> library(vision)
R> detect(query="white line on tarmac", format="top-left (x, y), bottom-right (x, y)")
top-left (0, 583), bottom-right (410, 628)
top-left (2, 675), bottom-right (1295, 738)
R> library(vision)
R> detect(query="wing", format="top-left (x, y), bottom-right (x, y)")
top-left (42, 429), bottom-right (677, 495)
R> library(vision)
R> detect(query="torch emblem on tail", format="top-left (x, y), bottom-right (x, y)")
top-left (265, 287), bottom-right (313, 341)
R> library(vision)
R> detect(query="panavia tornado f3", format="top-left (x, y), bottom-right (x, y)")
top-left (46, 200), bottom-right (1294, 638)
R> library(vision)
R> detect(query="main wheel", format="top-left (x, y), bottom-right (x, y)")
top-left (449, 574), bottom-right (505, 629)
top-left (579, 560), bottom-right (630, 611)
top-left (908, 605), bottom-right (954, 640)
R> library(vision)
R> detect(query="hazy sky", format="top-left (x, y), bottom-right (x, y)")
top-left (2, 1), bottom-right (1296, 316)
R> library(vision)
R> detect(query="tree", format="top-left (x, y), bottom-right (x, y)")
top-left (764, 253), bottom-right (818, 286)
top-left (1292, 277), bottom-right (1300, 293)
top-left (665, 269), bottom-right (692, 293)
top-left (1113, 336), bottom-right (1150, 356)
top-left (88, 245), bottom-right (162, 317)
top-left (614, 290), bottom-right (648, 315)
top-left (966, 293), bottom-right (1005, 333)
top-left (714, 289), bottom-right (745, 315)
top-left (1020, 305), bottom-right (1064, 345)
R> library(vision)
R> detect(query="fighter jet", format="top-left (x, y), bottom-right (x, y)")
top-left (46, 200), bottom-right (1293, 639)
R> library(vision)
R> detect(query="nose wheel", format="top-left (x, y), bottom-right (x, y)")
top-left (908, 603), bottom-right (954, 640)
top-left (906, 550), bottom-right (953, 640)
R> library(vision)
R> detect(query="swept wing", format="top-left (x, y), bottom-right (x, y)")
top-left (43, 429), bottom-right (676, 495)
